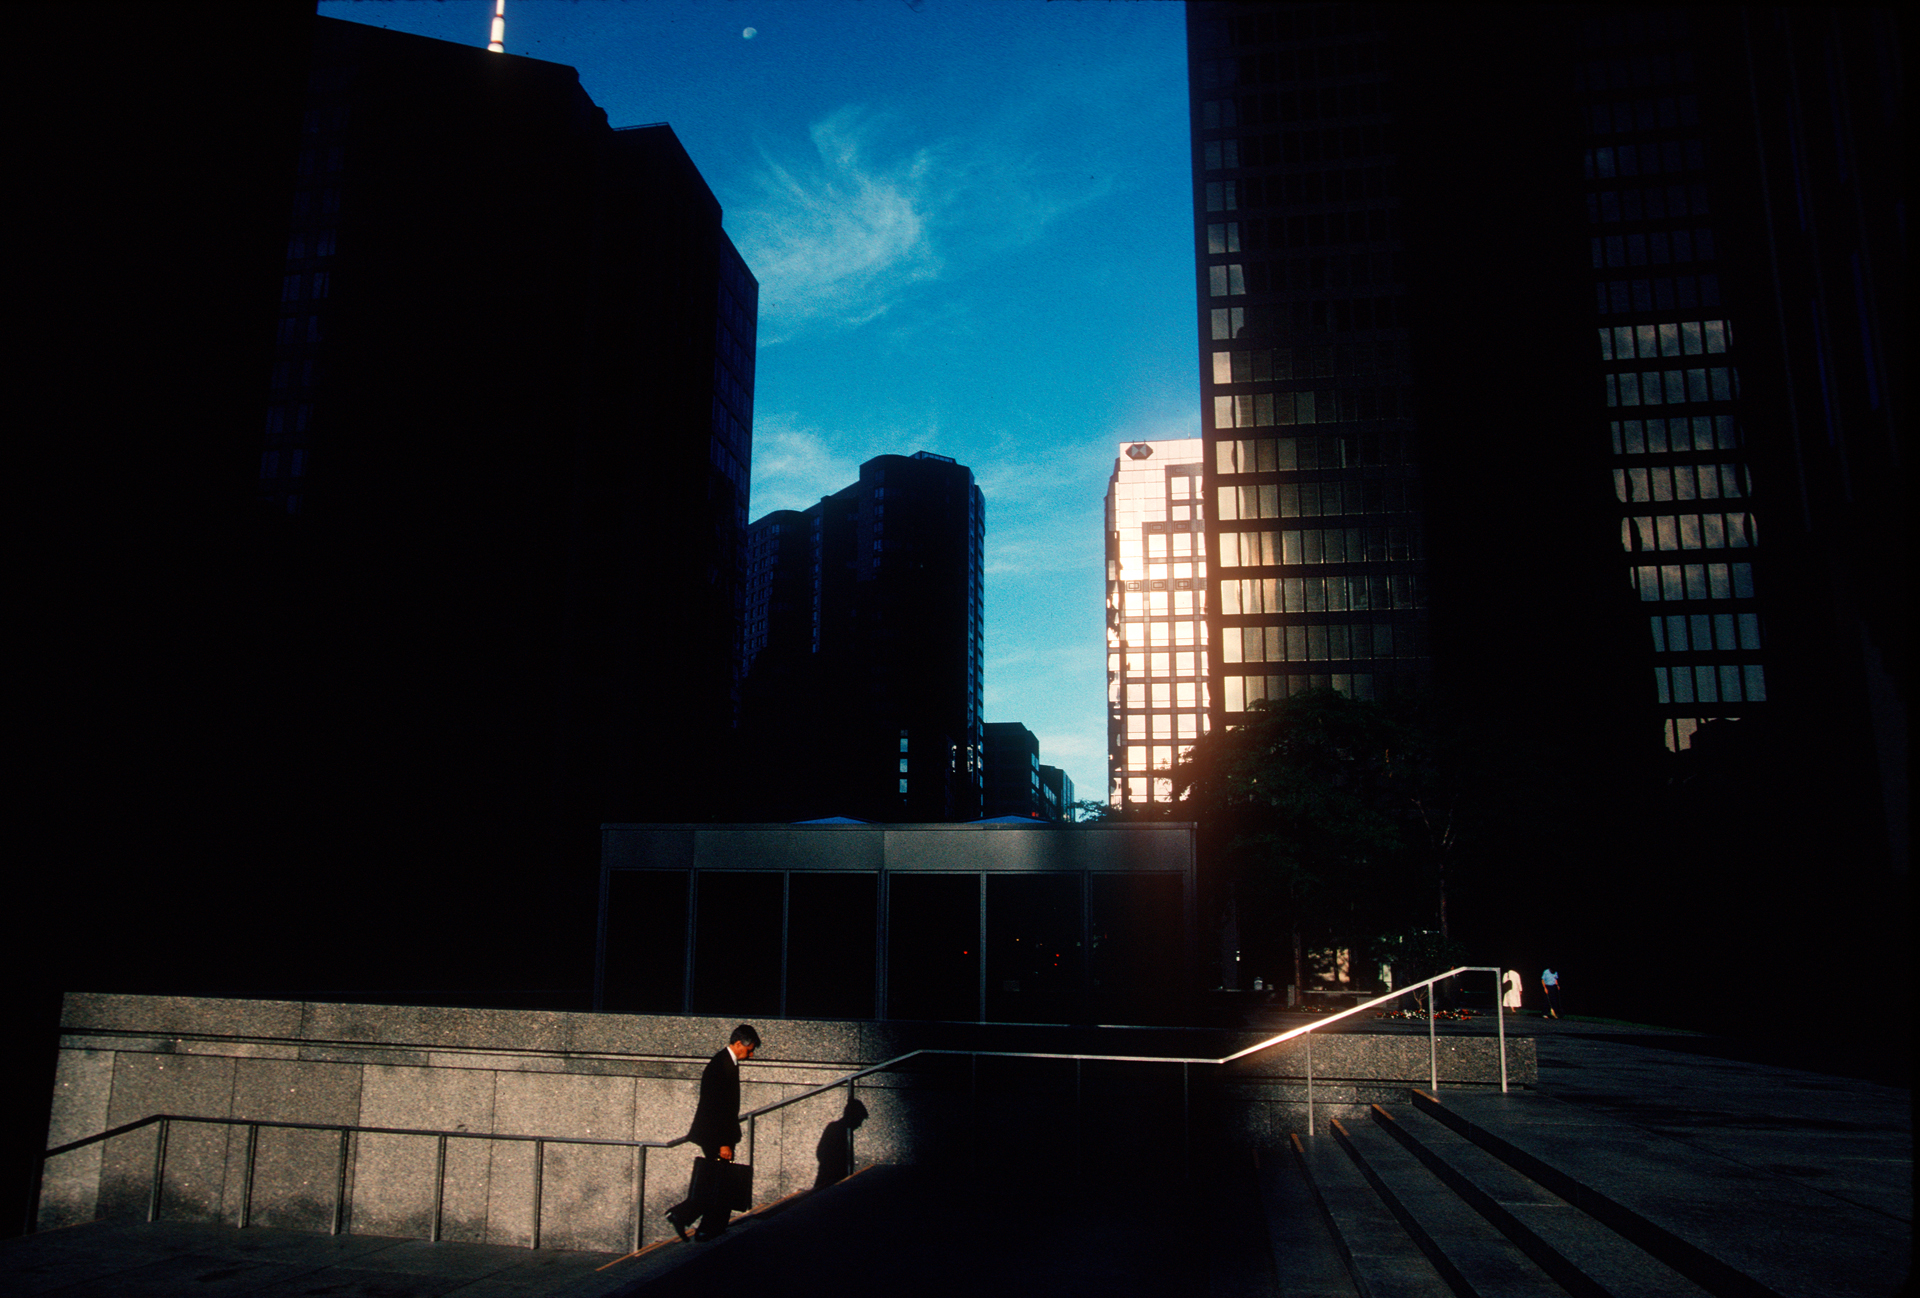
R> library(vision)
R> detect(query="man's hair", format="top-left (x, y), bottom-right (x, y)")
top-left (730, 1024), bottom-right (761, 1049)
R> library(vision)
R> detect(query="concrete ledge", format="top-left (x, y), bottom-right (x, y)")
top-left (42, 993), bottom-right (1533, 1251)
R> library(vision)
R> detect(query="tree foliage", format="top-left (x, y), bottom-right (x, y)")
top-left (1173, 687), bottom-right (1488, 986)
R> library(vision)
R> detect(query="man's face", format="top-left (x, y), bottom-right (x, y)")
top-left (732, 1041), bottom-right (756, 1061)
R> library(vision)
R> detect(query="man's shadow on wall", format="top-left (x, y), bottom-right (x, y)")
top-left (812, 1096), bottom-right (868, 1190)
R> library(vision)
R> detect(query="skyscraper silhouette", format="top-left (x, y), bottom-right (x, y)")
top-left (740, 452), bottom-right (986, 823)
top-left (1186, 3), bottom-right (1905, 1035)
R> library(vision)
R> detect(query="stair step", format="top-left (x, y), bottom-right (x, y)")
top-left (1292, 1131), bottom-right (1451, 1298)
top-left (1410, 1089), bottom-right (1903, 1298)
top-left (1373, 1103), bottom-right (1713, 1298)
top-left (1257, 1147), bottom-right (1359, 1298)
top-left (1331, 1116), bottom-right (1565, 1298)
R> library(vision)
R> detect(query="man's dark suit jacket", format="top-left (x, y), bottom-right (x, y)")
top-left (686, 1049), bottom-right (741, 1152)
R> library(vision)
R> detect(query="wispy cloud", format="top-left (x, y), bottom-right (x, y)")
top-left (734, 108), bottom-right (944, 342)
top-left (732, 88), bottom-right (1116, 343)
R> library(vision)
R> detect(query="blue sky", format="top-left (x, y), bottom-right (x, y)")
top-left (319, 0), bottom-right (1198, 800)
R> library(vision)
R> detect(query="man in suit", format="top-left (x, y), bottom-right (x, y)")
top-left (666, 1024), bottom-right (760, 1241)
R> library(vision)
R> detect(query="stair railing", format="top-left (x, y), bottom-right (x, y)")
top-left (31, 966), bottom-right (1504, 1237)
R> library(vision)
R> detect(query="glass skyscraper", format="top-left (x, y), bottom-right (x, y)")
top-left (1105, 438), bottom-right (1212, 811)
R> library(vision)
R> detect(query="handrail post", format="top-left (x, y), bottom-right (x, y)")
top-left (746, 1113), bottom-right (756, 1169)
top-left (24, 1149), bottom-right (45, 1236)
top-left (1181, 1062), bottom-right (1190, 1184)
top-left (147, 1118), bottom-right (169, 1223)
top-left (332, 1128), bottom-right (350, 1236)
top-left (1428, 978), bottom-right (1439, 1092)
top-left (1495, 966), bottom-right (1508, 1092)
top-left (1306, 1036), bottom-right (1314, 1136)
top-left (632, 1145), bottom-right (647, 1252)
top-left (240, 1124), bottom-right (259, 1228)
top-left (431, 1135), bottom-right (447, 1243)
top-left (531, 1140), bottom-right (545, 1250)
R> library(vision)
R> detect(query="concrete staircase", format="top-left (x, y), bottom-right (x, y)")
top-left (1272, 1087), bottom-right (1905, 1298)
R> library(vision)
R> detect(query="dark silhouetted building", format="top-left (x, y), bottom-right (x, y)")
top-left (983, 722), bottom-right (1042, 819)
top-left (739, 452), bottom-right (986, 822)
top-left (1038, 765), bottom-right (1075, 823)
top-left (1187, 3), bottom-right (1905, 1046)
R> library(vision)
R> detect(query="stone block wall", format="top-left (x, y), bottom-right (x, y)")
top-left (40, 993), bottom-right (1534, 1251)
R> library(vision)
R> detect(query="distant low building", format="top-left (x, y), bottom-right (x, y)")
top-left (596, 822), bottom-right (1196, 1024)
top-left (983, 722), bottom-right (1042, 819)
top-left (1038, 765), bottom-right (1075, 822)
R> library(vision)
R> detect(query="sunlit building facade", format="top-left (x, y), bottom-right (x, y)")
top-left (1105, 439), bottom-right (1212, 811)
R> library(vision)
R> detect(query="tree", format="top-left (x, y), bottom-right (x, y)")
top-left (1174, 687), bottom-right (1490, 995)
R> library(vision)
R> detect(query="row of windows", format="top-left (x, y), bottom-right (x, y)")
top-left (1123, 714), bottom-right (1205, 741)
top-left (1652, 612), bottom-right (1762, 654)
top-left (1631, 562), bottom-right (1756, 602)
top-left (1587, 184), bottom-right (1709, 224)
top-left (1574, 52), bottom-right (1696, 95)
top-left (1196, 43), bottom-right (1388, 91)
top-left (276, 315), bottom-right (323, 346)
top-left (1621, 511), bottom-right (1757, 552)
top-left (280, 271), bottom-right (332, 303)
top-left (1114, 588), bottom-right (1203, 616)
top-left (1592, 228), bottom-right (1716, 270)
top-left (1205, 166), bottom-right (1398, 213)
top-left (264, 404), bottom-right (315, 436)
top-left (269, 360), bottom-right (321, 392)
top-left (1600, 319), bottom-right (1729, 360)
top-left (1224, 671), bottom-right (1392, 713)
top-left (1211, 476), bottom-right (1412, 519)
top-left (259, 450), bottom-right (308, 479)
top-left (1120, 742), bottom-right (1195, 773)
top-left (1219, 573), bottom-right (1425, 616)
top-left (1614, 462), bottom-right (1748, 503)
top-left (1585, 139), bottom-right (1705, 181)
top-left (1117, 534), bottom-right (1201, 562)
top-left (1605, 366), bottom-right (1738, 407)
top-left (1209, 253), bottom-right (1401, 296)
top-left (289, 188), bottom-right (341, 218)
top-left (1219, 526), bottom-right (1420, 568)
top-left (1577, 11), bottom-right (1692, 52)
top-left (1215, 209), bottom-right (1399, 254)
top-left (1612, 416), bottom-right (1740, 455)
top-left (1214, 433), bottom-right (1415, 475)
top-left (285, 230), bottom-right (338, 260)
top-left (1203, 123), bottom-right (1394, 173)
top-left (1222, 621), bottom-right (1424, 665)
top-left (1112, 650), bottom-right (1206, 680)
top-left (1656, 663), bottom-right (1766, 706)
top-left (1115, 621), bottom-right (1207, 648)
top-left (1212, 295), bottom-right (1406, 340)
top-left (1121, 681), bottom-right (1205, 710)
top-left (1213, 387), bottom-right (1412, 430)
top-left (1200, 82), bottom-right (1391, 131)
top-left (296, 145), bottom-right (345, 177)
top-left (1585, 94), bottom-right (1700, 136)
top-left (1597, 274), bottom-right (1720, 315)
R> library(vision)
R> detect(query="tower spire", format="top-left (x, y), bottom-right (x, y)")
top-left (487, 0), bottom-right (505, 53)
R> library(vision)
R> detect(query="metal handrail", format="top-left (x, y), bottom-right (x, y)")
top-left (28, 1112), bottom-right (698, 1247)
top-left (32, 966), bottom-right (1505, 1240)
top-left (732, 965), bottom-right (1506, 1160)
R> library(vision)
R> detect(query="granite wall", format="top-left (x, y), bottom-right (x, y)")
top-left (40, 993), bottom-right (1533, 1250)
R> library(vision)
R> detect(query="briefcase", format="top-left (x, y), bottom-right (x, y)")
top-left (688, 1156), bottom-right (753, 1212)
